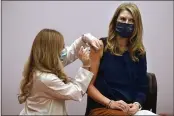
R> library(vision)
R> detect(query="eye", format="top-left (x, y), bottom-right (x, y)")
top-left (129, 19), bottom-right (134, 23)
top-left (120, 17), bottom-right (126, 21)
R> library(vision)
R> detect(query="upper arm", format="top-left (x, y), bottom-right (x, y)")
top-left (89, 40), bottom-right (104, 85)
top-left (61, 46), bottom-right (78, 66)
top-left (138, 53), bottom-right (147, 82)
top-left (138, 53), bottom-right (147, 72)
top-left (136, 53), bottom-right (148, 95)
top-left (62, 36), bottom-right (86, 66)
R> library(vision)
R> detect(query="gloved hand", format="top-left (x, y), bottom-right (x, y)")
top-left (82, 33), bottom-right (102, 51)
top-left (78, 46), bottom-right (90, 68)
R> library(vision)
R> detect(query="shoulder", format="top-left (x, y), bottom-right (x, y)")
top-left (99, 37), bottom-right (107, 40)
top-left (90, 37), bottom-right (107, 58)
top-left (135, 50), bottom-right (147, 59)
top-left (99, 37), bottom-right (107, 44)
top-left (135, 51), bottom-right (147, 66)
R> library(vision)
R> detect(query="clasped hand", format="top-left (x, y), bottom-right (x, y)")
top-left (109, 100), bottom-right (139, 115)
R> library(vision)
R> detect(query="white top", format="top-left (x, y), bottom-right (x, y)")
top-left (20, 37), bottom-right (93, 115)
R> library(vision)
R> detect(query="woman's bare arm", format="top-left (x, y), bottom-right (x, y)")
top-left (87, 40), bottom-right (111, 107)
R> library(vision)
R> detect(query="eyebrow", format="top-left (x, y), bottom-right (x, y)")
top-left (119, 16), bottom-right (133, 20)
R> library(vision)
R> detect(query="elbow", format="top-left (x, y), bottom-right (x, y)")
top-left (86, 84), bottom-right (94, 95)
top-left (70, 91), bottom-right (84, 102)
top-left (74, 96), bottom-right (83, 102)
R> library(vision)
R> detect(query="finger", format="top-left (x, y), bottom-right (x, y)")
top-left (90, 42), bottom-right (99, 50)
top-left (115, 105), bottom-right (123, 111)
top-left (117, 101), bottom-right (127, 112)
top-left (120, 104), bottom-right (127, 112)
top-left (79, 46), bottom-right (84, 53)
top-left (78, 46), bottom-right (85, 58)
top-left (130, 108), bottom-right (137, 112)
top-left (119, 106), bottom-right (125, 112)
top-left (82, 47), bottom-right (86, 54)
top-left (116, 103), bottom-right (125, 112)
top-left (119, 100), bottom-right (127, 106)
top-left (122, 104), bottom-right (129, 113)
top-left (94, 39), bottom-right (101, 48)
top-left (128, 108), bottom-right (136, 114)
top-left (83, 49), bottom-right (89, 58)
top-left (83, 47), bottom-right (89, 53)
top-left (128, 103), bottom-right (133, 106)
top-left (120, 100), bottom-right (129, 112)
top-left (131, 104), bottom-right (138, 110)
top-left (99, 40), bottom-right (103, 46)
top-left (112, 101), bottom-right (123, 111)
top-left (86, 47), bottom-right (91, 53)
top-left (78, 46), bottom-right (83, 55)
top-left (128, 104), bottom-right (133, 108)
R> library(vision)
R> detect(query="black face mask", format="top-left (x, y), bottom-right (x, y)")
top-left (115, 22), bottom-right (134, 38)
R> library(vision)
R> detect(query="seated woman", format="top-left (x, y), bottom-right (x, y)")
top-left (85, 2), bottom-right (157, 116)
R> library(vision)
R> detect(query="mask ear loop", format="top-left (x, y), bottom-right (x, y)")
top-left (60, 48), bottom-right (67, 61)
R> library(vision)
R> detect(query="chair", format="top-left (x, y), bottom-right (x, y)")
top-left (143, 72), bottom-right (157, 113)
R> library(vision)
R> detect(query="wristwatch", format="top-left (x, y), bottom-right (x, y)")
top-left (133, 102), bottom-right (142, 111)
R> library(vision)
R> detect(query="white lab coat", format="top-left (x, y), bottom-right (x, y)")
top-left (20, 37), bottom-right (93, 115)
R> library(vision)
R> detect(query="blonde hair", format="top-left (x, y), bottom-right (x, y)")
top-left (105, 2), bottom-right (145, 61)
top-left (18, 29), bottom-right (68, 104)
